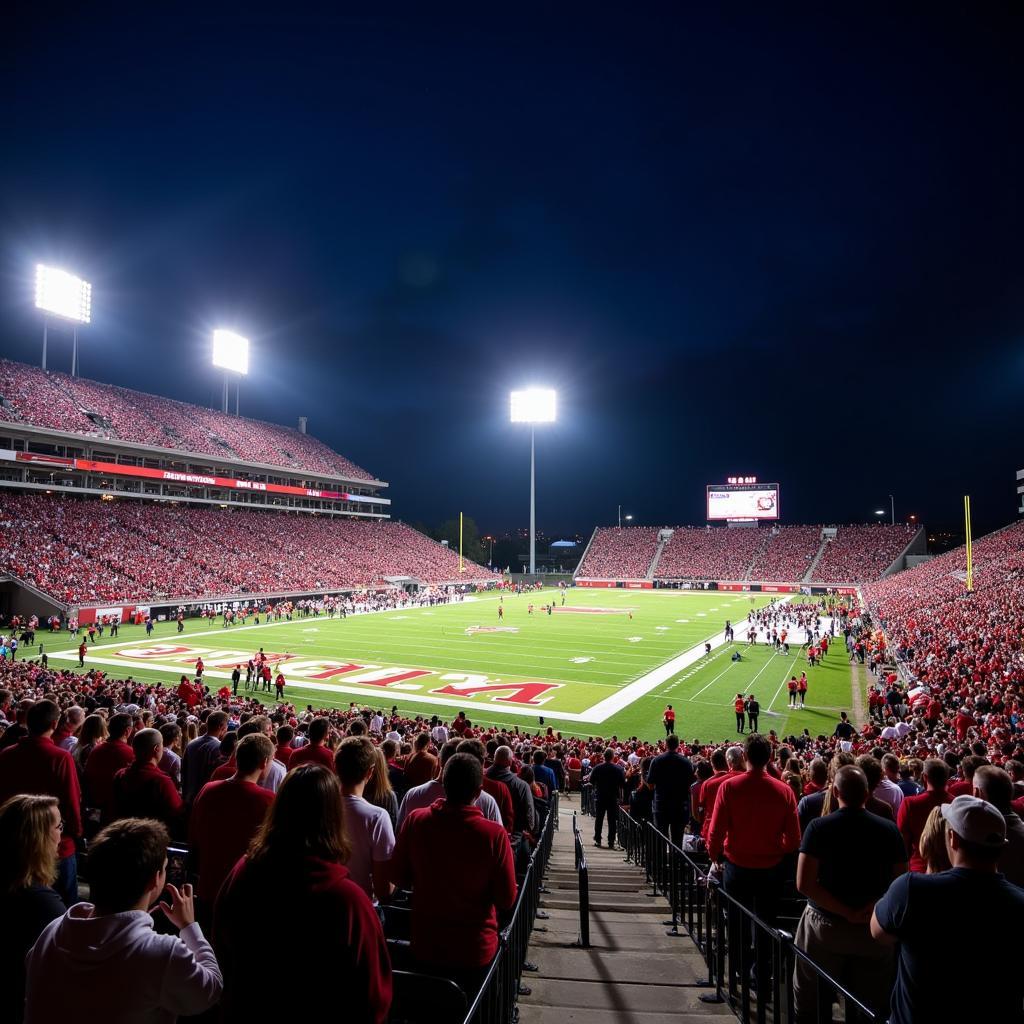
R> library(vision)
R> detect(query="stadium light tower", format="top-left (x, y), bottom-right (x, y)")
top-left (617, 505), bottom-right (633, 528)
top-left (511, 388), bottom-right (557, 575)
top-left (212, 329), bottom-right (249, 414)
top-left (35, 264), bottom-right (92, 376)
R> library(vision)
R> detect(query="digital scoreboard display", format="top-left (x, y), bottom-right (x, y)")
top-left (707, 483), bottom-right (780, 521)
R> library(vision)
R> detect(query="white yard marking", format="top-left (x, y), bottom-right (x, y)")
top-left (570, 656), bottom-right (594, 664)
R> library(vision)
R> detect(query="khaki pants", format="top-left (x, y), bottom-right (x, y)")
top-left (792, 905), bottom-right (894, 1023)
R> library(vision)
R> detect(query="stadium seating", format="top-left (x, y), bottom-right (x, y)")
top-left (576, 526), bottom-right (660, 579)
top-left (811, 524), bottom-right (917, 583)
top-left (0, 494), bottom-right (492, 603)
top-left (746, 525), bottom-right (823, 582)
top-left (654, 526), bottom-right (767, 581)
top-left (0, 358), bottom-right (374, 480)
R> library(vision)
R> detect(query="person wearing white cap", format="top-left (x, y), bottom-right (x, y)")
top-left (871, 795), bottom-right (1024, 1024)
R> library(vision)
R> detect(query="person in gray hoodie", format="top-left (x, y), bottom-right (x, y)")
top-left (24, 817), bottom-right (222, 1023)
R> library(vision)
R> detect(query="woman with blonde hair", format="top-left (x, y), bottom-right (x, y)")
top-left (73, 713), bottom-right (108, 775)
top-left (918, 805), bottom-right (952, 873)
top-left (0, 795), bottom-right (66, 1023)
top-left (364, 745), bottom-right (398, 828)
top-left (214, 764), bottom-right (391, 1022)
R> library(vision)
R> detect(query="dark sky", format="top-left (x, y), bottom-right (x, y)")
top-left (3, 5), bottom-right (1021, 536)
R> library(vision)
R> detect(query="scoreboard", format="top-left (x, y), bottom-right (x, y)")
top-left (707, 481), bottom-right (780, 521)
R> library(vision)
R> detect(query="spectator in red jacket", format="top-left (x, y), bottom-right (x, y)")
top-left (274, 725), bottom-right (295, 766)
top-left (896, 758), bottom-right (951, 872)
top-left (83, 712), bottom-right (134, 816)
top-left (707, 734), bottom-right (800, 985)
top-left (0, 700), bottom-right (83, 904)
top-left (110, 729), bottom-right (183, 834)
top-left (391, 753), bottom-right (517, 994)
top-left (189, 734), bottom-right (275, 922)
top-left (213, 764), bottom-right (391, 1023)
top-left (287, 717), bottom-right (335, 772)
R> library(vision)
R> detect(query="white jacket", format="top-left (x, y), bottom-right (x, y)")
top-left (25, 904), bottom-right (222, 1023)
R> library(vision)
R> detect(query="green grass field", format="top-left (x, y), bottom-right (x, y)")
top-left (47, 589), bottom-right (858, 743)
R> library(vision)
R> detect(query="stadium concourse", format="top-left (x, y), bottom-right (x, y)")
top-left (0, 517), bottom-right (1022, 1021)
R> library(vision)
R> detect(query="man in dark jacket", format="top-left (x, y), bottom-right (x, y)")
top-left (486, 746), bottom-right (535, 838)
top-left (646, 734), bottom-right (694, 847)
top-left (589, 748), bottom-right (626, 848)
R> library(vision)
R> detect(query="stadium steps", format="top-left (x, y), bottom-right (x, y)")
top-left (648, 539), bottom-right (667, 580)
top-left (801, 534), bottom-right (829, 583)
top-left (519, 795), bottom-right (732, 1024)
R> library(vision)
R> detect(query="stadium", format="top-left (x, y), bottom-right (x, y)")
top-left (3, 9), bottom-right (1023, 1024)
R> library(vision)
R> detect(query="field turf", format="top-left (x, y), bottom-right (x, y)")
top-left (47, 589), bottom-right (857, 743)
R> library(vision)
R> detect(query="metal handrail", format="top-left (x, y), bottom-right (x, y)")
top-left (571, 812), bottom-right (590, 948)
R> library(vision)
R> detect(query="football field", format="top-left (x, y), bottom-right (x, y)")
top-left (48, 589), bottom-right (857, 742)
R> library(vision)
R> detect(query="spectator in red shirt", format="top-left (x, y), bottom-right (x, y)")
top-left (189, 733), bottom-right (275, 922)
top-left (213, 764), bottom-right (391, 1023)
top-left (274, 724), bottom-right (295, 766)
top-left (896, 758), bottom-right (952, 872)
top-left (457, 739), bottom-right (514, 833)
top-left (0, 700), bottom-right (83, 904)
top-left (391, 753), bottom-right (517, 995)
top-left (403, 731), bottom-right (439, 789)
top-left (83, 712), bottom-right (134, 816)
top-left (707, 733), bottom-right (801, 985)
top-left (700, 746), bottom-right (744, 841)
top-left (287, 717), bottom-right (335, 772)
top-left (110, 729), bottom-right (183, 834)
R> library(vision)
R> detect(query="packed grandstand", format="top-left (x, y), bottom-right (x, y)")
top-left (1, 361), bottom-right (1023, 1023)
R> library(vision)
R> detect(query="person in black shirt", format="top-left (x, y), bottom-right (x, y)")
top-left (872, 795), bottom-right (1024, 1024)
top-left (746, 695), bottom-right (760, 733)
top-left (589, 748), bottom-right (625, 848)
top-left (646, 735), bottom-right (694, 847)
top-left (833, 712), bottom-right (855, 742)
top-left (793, 766), bottom-right (906, 1022)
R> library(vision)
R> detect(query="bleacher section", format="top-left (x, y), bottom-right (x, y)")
top-left (0, 358), bottom-right (374, 480)
top-left (0, 494), bottom-right (492, 604)
top-left (576, 523), bottom-right (918, 584)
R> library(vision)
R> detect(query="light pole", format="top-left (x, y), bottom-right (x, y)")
top-left (511, 388), bottom-right (557, 575)
top-left (888, 494), bottom-right (895, 525)
top-left (617, 505), bottom-right (633, 528)
top-left (212, 329), bottom-right (250, 413)
top-left (35, 264), bottom-right (92, 375)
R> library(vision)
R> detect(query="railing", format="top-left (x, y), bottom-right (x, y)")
top-left (571, 812), bottom-right (590, 948)
top-left (460, 793), bottom-right (557, 1024)
top-left (580, 798), bottom-right (881, 1024)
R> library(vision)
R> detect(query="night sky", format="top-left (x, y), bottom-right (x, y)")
top-left (3, 6), bottom-right (1021, 537)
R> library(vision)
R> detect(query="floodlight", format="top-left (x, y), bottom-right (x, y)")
top-left (212, 329), bottom-right (250, 375)
top-left (874, 509), bottom-right (886, 516)
top-left (35, 264), bottom-right (91, 323)
top-left (510, 388), bottom-right (556, 423)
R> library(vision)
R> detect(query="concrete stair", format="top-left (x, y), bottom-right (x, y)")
top-left (519, 795), bottom-right (732, 1024)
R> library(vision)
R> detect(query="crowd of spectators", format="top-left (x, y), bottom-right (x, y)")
top-left (0, 494), bottom-right (492, 603)
top-left (578, 522), bottom-right (918, 584)
top-left (747, 525), bottom-right (823, 582)
top-left (655, 525), bottom-right (768, 581)
top-left (0, 358), bottom-right (374, 480)
top-left (811, 524), bottom-right (918, 584)
top-left (575, 526), bottom-right (660, 579)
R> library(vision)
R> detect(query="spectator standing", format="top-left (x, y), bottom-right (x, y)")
top-left (792, 766), bottom-right (906, 1022)
top-left (83, 712), bottom-right (134, 815)
top-left (700, 746), bottom-right (745, 842)
top-left (459, 739), bottom-right (514, 832)
top-left (646, 734), bottom-right (694, 847)
top-left (398, 741), bottom-right (501, 828)
top-left (0, 700), bottom-right (83, 905)
top-left (157, 723), bottom-right (182, 791)
top-left (25, 818), bottom-right (222, 1023)
top-left (189, 734), bottom-right (275, 922)
top-left (214, 765), bottom-right (391, 1023)
top-left (871, 796), bottom-right (1024, 1024)
top-left (335, 737), bottom-right (395, 903)
top-left (110, 729), bottom-right (183, 833)
top-left (896, 758), bottom-right (951, 872)
top-left (286, 716), bottom-right (335, 772)
top-left (0, 795), bottom-right (66, 1024)
top-left (972, 766), bottom-right (1024, 886)
top-left (486, 746), bottom-right (536, 841)
top-left (391, 753), bottom-right (517, 994)
top-left (403, 731), bottom-right (439, 789)
top-left (181, 711), bottom-right (228, 803)
top-left (589, 748), bottom-right (626, 848)
top-left (707, 734), bottom-right (801, 984)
